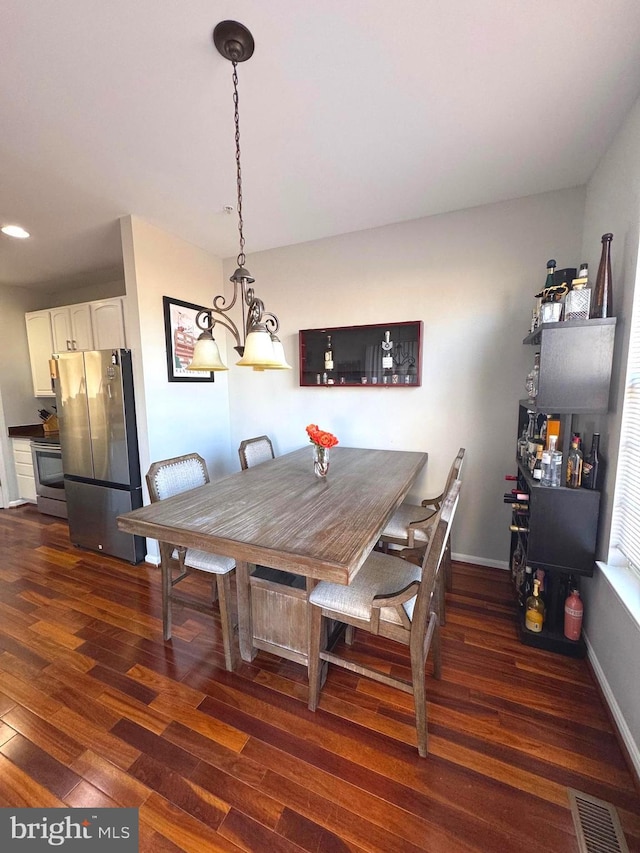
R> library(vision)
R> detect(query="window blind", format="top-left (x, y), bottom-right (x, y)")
top-left (609, 282), bottom-right (640, 574)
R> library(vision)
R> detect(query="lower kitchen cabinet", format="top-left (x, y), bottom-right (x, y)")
top-left (12, 438), bottom-right (37, 503)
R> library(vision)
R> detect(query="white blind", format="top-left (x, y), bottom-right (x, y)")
top-left (609, 277), bottom-right (640, 574)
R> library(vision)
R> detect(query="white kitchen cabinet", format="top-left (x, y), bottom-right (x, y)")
top-left (25, 297), bottom-right (126, 397)
top-left (12, 438), bottom-right (37, 503)
top-left (90, 298), bottom-right (126, 349)
top-left (25, 310), bottom-right (56, 397)
top-left (51, 303), bottom-right (93, 352)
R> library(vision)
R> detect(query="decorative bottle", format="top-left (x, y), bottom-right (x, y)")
top-left (582, 433), bottom-right (600, 490)
top-left (564, 263), bottom-right (591, 321)
top-left (564, 587), bottom-right (584, 641)
top-left (381, 330), bottom-right (394, 384)
top-left (525, 578), bottom-right (545, 633)
top-left (593, 233), bottom-right (614, 319)
top-left (324, 335), bottom-right (335, 384)
top-left (566, 439), bottom-right (583, 488)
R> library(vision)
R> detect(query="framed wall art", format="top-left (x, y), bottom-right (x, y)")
top-left (163, 296), bottom-right (214, 383)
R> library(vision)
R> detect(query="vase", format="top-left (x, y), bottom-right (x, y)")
top-left (313, 445), bottom-right (330, 478)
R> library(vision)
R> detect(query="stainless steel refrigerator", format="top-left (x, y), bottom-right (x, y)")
top-left (54, 348), bottom-right (145, 563)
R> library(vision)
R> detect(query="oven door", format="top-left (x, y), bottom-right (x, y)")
top-left (31, 441), bottom-right (65, 500)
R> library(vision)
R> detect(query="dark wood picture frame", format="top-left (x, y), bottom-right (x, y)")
top-left (163, 296), bottom-right (214, 383)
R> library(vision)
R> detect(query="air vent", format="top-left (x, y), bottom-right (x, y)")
top-left (568, 788), bottom-right (629, 853)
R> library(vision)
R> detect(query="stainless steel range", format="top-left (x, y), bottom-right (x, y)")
top-left (31, 436), bottom-right (68, 518)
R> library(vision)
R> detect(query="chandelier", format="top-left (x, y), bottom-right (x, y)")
top-left (188, 20), bottom-right (290, 372)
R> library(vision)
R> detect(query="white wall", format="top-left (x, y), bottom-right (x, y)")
top-left (579, 95), bottom-right (640, 774)
top-left (120, 215), bottom-right (233, 560)
top-left (0, 283), bottom-right (55, 504)
top-left (225, 187), bottom-right (585, 567)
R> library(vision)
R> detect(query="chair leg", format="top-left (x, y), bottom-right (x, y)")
top-left (216, 572), bottom-right (238, 672)
top-left (345, 624), bottom-right (355, 645)
top-left (307, 604), bottom-right (324, 711)
top-left (161, 560), bottom-right (172, 641)
top-left (430, 613), bottom-right (442, 681)
top-left (410, 644), bottom-right (428, 758)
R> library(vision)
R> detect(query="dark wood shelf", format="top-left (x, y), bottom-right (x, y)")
top-left (517, 611), bottom-right (586, 657)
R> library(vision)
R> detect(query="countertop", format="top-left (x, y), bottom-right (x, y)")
top-left (8, 423), bottom-right (58, 439)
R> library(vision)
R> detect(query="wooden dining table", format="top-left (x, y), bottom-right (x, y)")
top-left (117, 445), bottom-right (428, 666)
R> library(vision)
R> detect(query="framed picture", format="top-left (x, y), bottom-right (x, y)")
top-left (163, 296), bottom-right (214, 382)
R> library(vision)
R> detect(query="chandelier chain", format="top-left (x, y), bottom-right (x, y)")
top-left (232, 61), bottom-right (245, 268)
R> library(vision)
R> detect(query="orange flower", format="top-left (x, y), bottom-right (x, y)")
top-left (306, 424), bottom-right (339, 449)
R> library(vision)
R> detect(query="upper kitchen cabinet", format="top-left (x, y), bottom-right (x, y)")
top-left (25, 310), bottom-right (56, 396)
top-left (51, 303), bottom-right (93, 353)
top-left (90, 298), bottom-right (126, 349)
top-left (25, 297), bottom-right (127, 397)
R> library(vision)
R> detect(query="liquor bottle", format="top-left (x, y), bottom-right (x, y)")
top-left (550, 446), bottom-right (563, 488)
top-left (593, 233), bottom-right (614, 319)
top-left (324, 335), bottom-right (335, 384)
top-left (532, 444), bottom-right (543, 480)
top-left (525, 578), bottom-right (545, 632)
top-left (541, 435), bottom-right (557, 487)
top-left (522, 564), bottom-right (533, 607)
top-left (582, 433), bottom-right (600, 490)
top-left (381, 330), bottom-right (394, 384)
top-left (566, 439), bottom-right (583, 488)
top-left (564, 587), bottom-right (584, 641)
top-left (565, 263), bottom-right (591, 321)
top-left (544, 259), bottom-right (557, 291)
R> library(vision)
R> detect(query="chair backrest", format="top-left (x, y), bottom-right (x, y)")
top-left (146, 453), bottom-right (209, 503)
top-left (443, 447), bottom-right (465, 498)
top-left (411, 479), bottom-right (461, 646)
top-left (238, 435), bottom-right (275, 470)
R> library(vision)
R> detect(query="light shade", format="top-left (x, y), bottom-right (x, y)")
top-left (236, 324), bottom-right (281, 368)
top-left (268, 335), bottom-right (292, 369)
top-left (187, 332), bottom-right (228, 371)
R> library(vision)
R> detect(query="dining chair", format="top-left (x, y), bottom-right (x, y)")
top-left (238, 435), bottom-right (275, 470)
top-left (146, 453), bottom-right (237, 671)
top-left (380, 447), bottom-right (465, 616)
top-left (308, 479), bottom-right (461, 758)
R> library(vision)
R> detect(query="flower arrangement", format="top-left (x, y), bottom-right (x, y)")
top-left (306, 424), bottom-right (339, 449)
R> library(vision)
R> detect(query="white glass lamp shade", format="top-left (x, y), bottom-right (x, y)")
top-left (267, 335), bottom-right (292, 369)
top-left (187, 332), bottom-right (228, 371)
top-left (236, 324), bottom-right (280, 368)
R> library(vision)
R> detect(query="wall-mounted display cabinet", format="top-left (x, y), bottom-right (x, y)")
top-left (299, 321), bottom-right (423, 387)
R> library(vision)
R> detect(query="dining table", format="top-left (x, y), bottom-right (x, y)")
top-left (117, 445), bottom-right (428, 667)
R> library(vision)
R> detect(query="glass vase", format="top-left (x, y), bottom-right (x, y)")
top-left (313, 445), bottom-right (330, 478)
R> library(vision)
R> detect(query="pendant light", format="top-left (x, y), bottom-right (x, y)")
top-left (188, 20), bottom-right (291, 372)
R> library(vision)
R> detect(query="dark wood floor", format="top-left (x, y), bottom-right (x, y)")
top-left (0, 505), bottom-right (638, 852)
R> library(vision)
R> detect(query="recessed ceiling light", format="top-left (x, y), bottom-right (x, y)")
top-left (1, 224), bottom-right (30, 239)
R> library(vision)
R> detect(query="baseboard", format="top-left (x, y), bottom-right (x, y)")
top-left (584, 632), bottom-right (640, 785)
top-left (8, 499), bottom-right (29, 508)
top-left (452, 552), bottom-right (509, 571)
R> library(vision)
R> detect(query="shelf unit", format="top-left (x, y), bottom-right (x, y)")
top-left (510, 317), bottom-right (616, 657)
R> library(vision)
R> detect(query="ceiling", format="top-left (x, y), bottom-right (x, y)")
top-left (3, 1), bottom-right (640, 290)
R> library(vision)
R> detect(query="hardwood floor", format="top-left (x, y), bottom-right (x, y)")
top-left (0, 505), bottom-right (638, 853)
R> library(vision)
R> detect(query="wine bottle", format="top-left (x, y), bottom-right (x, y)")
top-left (509, 524), bottom-right (529, 534)
top-left (525, 578), bottom-right (545, 632)
top-left (324, 335), bottom-right (335, 384)
top-left (564, 587), bottom-right (584, 640)
top-left (582, 433), bottom-right (600, 490)
top-left (566, 439), bottom-right (583, 488)
top-left (521, 564), bottom-right (533, 607)
top-left (593, 233), bottom-right (613, 319)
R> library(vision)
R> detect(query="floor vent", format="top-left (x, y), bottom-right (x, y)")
top-left (568, 788), bottom-right (629, 853)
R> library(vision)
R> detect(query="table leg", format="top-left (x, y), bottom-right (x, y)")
top-left (236, 560), bottom-right (257, 662)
